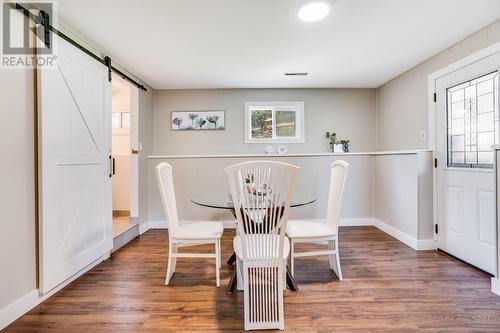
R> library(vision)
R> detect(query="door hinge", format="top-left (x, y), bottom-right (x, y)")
top-left (434, 158), bottom-right (437, 168)
top-left (435, 224), bottom-right (438, 234)
top-left (433, 93), bottom-right (437, 102)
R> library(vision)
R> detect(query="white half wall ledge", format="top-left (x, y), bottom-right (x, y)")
top-left (492, 278), bottom-right (500, 296)
top-left (140, 218), bottom-right (436, 251)
top-left (147, 149), bottom-right (433, 160)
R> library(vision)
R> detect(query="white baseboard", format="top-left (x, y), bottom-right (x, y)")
top-left (140, 218), bottom-right (436, 251)
top-left (139, 222), bottom-right (151, 234)
top-left (141, 218), bottom-right (370, 232)
top-left (414, 238), bottom-right (437, 251)
top-left (492, 278), bottom-right (500, 296)
top-left (0, 289), bottom-right (39, 330)
top-left (140, 220), bottom-right (236, 235)
top-left (372, 218), bottom-right (436, 251)
top-left (0, 252), bottom-right (110, 330)
top-left (339, 218), bottom-right (374, 226)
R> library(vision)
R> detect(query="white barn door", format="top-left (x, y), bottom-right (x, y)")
top-left (38, 37), bottom-right (112, 294)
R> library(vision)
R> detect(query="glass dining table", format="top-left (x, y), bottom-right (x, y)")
top-left (191, 191), bottom-right (317, 294)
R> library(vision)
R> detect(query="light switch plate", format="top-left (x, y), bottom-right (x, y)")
top-left (420, 131), bottom-right (426, 141)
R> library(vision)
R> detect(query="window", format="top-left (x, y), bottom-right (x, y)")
top-left (245, 102), bottom-right (304, 143)
top-left (112, 111), bottom-right (131, 129)
top-left (447, 72), bottom-right (499, 168)
top-left (112, 112), bottom-right (121, 128)
top-left (121, 112), bottom-right (131, 128)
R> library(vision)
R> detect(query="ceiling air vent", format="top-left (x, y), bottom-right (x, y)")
top-left (285, 72), bottom-right (308, 76)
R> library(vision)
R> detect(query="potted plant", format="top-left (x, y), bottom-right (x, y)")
top-left (326, 131), bottom-right (336, 152)
top-left (326, 131), bottom-right (344, 152)
top-left (340, 140), bottom-right (350, 153)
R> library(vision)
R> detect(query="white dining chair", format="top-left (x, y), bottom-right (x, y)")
top-left (286, 160), bottom-right (349, 280)
top-left (226, 161), bottom-right (299, 331)
top-left (156, 162), bottom-right (223, 287)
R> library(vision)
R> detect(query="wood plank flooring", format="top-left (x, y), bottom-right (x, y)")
top-left (5, 227), bottom-right (500, 332)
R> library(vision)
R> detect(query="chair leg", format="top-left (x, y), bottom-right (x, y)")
top-left (237, 257), bottom-right (244, 290)
top-left (278, 266), bottom-right (285, 330)
top-left (328, 239), bottom-right (343, 281)
top-left (217, 238), bottom-right (222, 269)
top-left (165, 241), bottom-right (175, 285)
top-left (335, 239), bottom-right (343, 280)
top-left (290, 240), bottom-right (295, 277)
top-left (171, 244), bottom-right (178, 272)
top-left (243, 263), bottom-right (250, 330)
top-left (215, 240), bottom-right (220, 287)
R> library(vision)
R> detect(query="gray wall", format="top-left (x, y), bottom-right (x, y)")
top-left (148, 155), bottom-right (374, 223)
top-left (154, 89), bottom-right (377, 155)
top-left (0, 68), bottom-right (37, 310)
top-left (376, 19), bottom-right (500, 150)
top-left (139, 86), bottom-right (155, 226)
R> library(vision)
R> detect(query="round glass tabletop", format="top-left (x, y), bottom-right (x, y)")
top-left (191, 191), bottom-right (317, 210)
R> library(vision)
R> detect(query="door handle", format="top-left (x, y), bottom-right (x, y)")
top-left (109, 156), bottom-right (116, 177)
top-left (131, 149), bottom-right (139, 155)
top-left (109, 155), bottom-right (112, 178)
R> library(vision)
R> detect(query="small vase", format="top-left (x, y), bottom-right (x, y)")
top-left (333, 144), bottom-right (343, 153)
top-left (342, 144), bottom-right (349, 153)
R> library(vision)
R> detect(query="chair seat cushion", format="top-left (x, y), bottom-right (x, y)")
top-left (233, 235), bottom-right (290, 260)
top-left (286, 220), bottom-right (336, 239)
top-left (172, 222), bottom-right (223, 240)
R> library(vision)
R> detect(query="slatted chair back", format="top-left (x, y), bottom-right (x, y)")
top-left (226, 160), bottom-right (299, 330)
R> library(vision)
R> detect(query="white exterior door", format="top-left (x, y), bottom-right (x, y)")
top-left (435, 54), bottom-right (500, 274)
top-left (38, 37), bottom-right (112, 294)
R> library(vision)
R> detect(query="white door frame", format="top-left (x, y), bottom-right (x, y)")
top-left (130, 82), bottom-right (139, 218)
top-left (111, 74), bottom-right (139, 220)
top-left (428, 41), bottom-right (500, 244)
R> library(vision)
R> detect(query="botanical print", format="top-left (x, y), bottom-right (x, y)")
top-left (171, 111), bottom-right (225, 130)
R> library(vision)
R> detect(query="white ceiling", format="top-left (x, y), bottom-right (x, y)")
top-left (57, 0), bottom-right (500, 89)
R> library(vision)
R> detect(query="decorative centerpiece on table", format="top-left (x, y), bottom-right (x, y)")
top-left (325, 131), bottom-right (350, 153)
top-left (245, 174), bottom-right (272, 197)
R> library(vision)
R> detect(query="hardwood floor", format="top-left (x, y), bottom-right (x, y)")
top-left (5, 227), bottom-right (500, 332)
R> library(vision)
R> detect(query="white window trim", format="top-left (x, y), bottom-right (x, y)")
top-left (244, 102), bottom-right (305, 144)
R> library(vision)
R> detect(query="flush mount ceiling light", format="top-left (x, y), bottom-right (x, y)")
top-left (285, 72), bottom-right (308, 76)
top-left (298, 0), bottom-right (332, 22)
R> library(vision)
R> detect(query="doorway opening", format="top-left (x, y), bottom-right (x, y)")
top-left (111, 74), bottom-right (139, 242)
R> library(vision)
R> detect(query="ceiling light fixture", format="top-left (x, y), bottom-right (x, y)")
top-left (285, 72), bottom-right (308, 76)
top-left (298, 0), bottom-right (332, 22)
